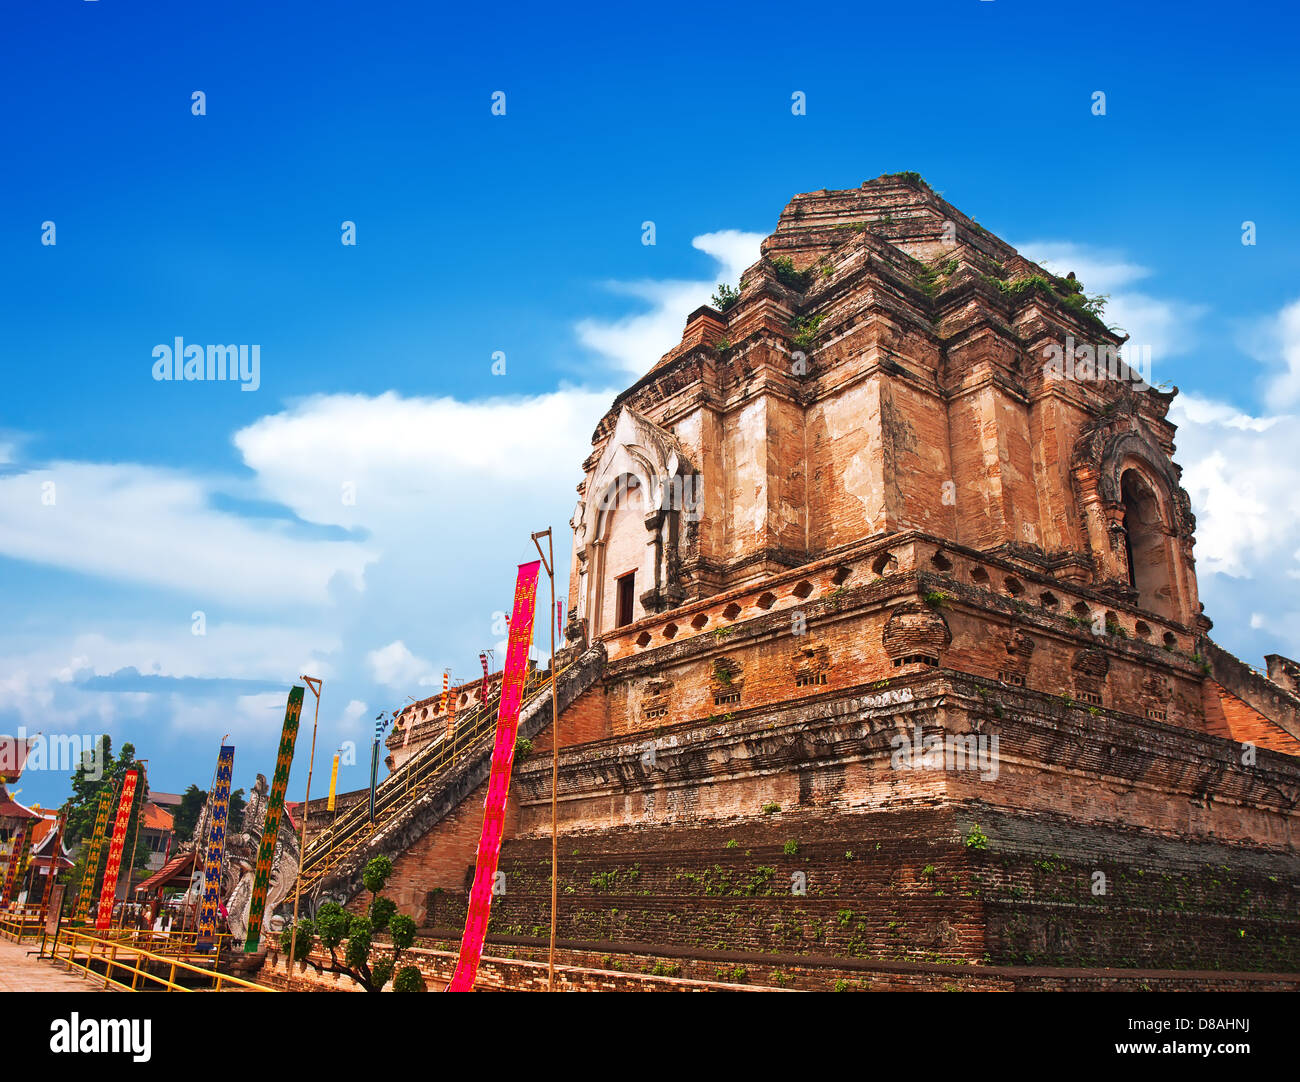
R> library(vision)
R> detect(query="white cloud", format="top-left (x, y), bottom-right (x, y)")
top-left (365, 640), bottom-right (437, 690)
top-left (0, 462), bottom-right (375, 607)
top-left (575, 229), bottom-right (764, 375)
top-left (1239, 297), bottom-right (1300, 409)
top-left (0, 622), bottom-right (340, 732)
top-left (1171, 393), bottom-right (1300, 579)
top-left (233, 388), bottom-right (611, 529)
top-left (1016, 240), bottom-right (1207, 366)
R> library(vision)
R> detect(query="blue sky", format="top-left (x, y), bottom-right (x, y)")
top-left (3, 0), bottom-right (1299, 810)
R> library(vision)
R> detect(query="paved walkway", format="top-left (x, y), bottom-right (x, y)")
top-left (0, 936), bottom-right (106, 992)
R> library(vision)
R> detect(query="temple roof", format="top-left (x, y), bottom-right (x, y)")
top-left (0, 783), bottom-right (40, 822)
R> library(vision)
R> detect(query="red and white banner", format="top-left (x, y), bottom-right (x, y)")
top-left (446, 560), bottom-right (540, 991)
top-left (95, 768), bottom-right (139, 929)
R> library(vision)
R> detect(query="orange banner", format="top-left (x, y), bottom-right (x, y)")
top-left (446, 560), bottom-right (539, 991)
top-left (95, 768), bottom-right (139, 929)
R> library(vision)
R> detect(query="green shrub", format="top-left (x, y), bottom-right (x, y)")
top-left (368, 895), bottom-right (397, 934)
top-left (770, 256), bottom-right (813, 292)
top-left (393, 965), bottom-right (427, 992)
top-left (712, 282), bottom-right (740, 311)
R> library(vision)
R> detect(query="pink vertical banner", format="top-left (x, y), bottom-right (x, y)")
top-left (446, 560), bottom-right (540, 991)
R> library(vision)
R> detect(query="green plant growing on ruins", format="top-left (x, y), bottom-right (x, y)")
top-left (769, 255), bottom-right (813, 292)
top-left (711, 282), bottom-right (740, 311)
top-left (783, 840), bottom-right (800, 856)
top-left (710, 625), bottom-right (734, 640)
top-left (965, 824), bottom-right (989, 850)
top-left (922, 864), bottom-right (936, 880)
top-left (913, 263), bottom-right (941, 297)
top-left (713, 336), bottom-right (730, 353)
top-left (923, 590), bottom-right (949, 609)
top-left (761, 801), bottom-right (781, 815)
top-left (790, 314), bottom-right (825, 349)
top-left (279, 856), bottom-right (423, 992)
top-left (514, 737), bottom-right (533, 758)
top-left (834, 978), bottom-right (850, 992)
top-left (770, 968), bottom-right (791, 987)
top-left (725, 838), bottom-right (738, 849)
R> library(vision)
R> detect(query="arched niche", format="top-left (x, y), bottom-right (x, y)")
top-left (1071, 406), bottom-right (1198, 626)
top-left (1119, 466), bottom-right (1177, 620)
top-left (571, 407), bottom-right (699, 640)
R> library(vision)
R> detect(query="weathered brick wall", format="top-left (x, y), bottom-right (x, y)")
top-left (414, 803), bottom-right (1300, 975)
top-left (353, 778), bottom-right (520, 921)
top-left (530, 683), bottom-right (610, 753)
top-left (806, 379), bottom-right (888, 549)
top-left (443, 809), bottom-right (986, 964)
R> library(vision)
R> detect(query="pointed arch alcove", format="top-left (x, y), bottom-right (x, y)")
top-left (1071, 405), bottom-right (1199, 626)
top-left (570, 407), bottom-right (700, 641)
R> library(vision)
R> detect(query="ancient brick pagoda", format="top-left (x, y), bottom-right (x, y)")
top-left (304, 174), bottom-right (1300, 992)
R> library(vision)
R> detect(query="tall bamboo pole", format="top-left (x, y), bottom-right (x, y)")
top-left (532, 527), bottom-right (558, 991)
top-left (287, 676), bottom-right (322, 985)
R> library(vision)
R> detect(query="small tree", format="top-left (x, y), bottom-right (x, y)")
top-left (280, 856), bottom-right (425, 992)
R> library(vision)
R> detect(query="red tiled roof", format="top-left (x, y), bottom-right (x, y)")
top-left (134, 850), bottom-right (198, 893)
top-left (0, 784), bottom-right (40, 821)
top-left (141, 803), bottom-right (174, 831)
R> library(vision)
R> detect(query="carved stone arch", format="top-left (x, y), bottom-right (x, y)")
top-left (1098, 432), bottom-right (1193, 538)
top-left (591, 470), bottom-right (650, 545)
top-left (575, 407), bottom-right (700, 639)
top-left (1070, 405), bottom-right (1197, 625)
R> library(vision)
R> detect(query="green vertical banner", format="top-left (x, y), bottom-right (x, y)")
top-left (244, 685), bottom-right (303, 952)
top-left (75, 788), bottom-right (114, 920)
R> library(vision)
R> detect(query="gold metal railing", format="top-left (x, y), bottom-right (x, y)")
top-left (296, 667), bottom-right (558, 895)
top-left (0, 904), bottom-right (46, 941)
top-left (44, 926), bottom-right (274, 992)
top-left (64, 925), bottom-right (237, 963)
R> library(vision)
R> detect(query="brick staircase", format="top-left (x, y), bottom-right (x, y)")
top-left (295, 644), bottom-right (606, 907)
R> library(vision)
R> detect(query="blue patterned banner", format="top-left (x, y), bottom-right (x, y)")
top-left (196, 745), bottom-right (235, 952)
